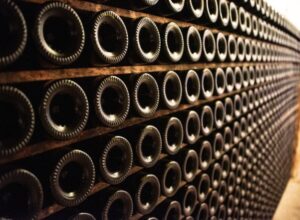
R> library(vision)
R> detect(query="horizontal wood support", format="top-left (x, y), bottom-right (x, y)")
top-left (0, 62), bottom-right (291, 84)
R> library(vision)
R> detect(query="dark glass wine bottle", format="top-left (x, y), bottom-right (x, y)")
top-left (49, 149), bottom-right (95, 207)
top-left (0, 0), bottom-right (27, 67)
top-left (33, 2), bottom-right (85, 66)
top-left (0, 169), bottom-right (43, 219)
top-left (40, 80), bottom-right (89, 140)
top-left (98, 136), bottom-right (133, 184)
top-left (131, 17), bottom-right (161, 64)
top-left (91, 11), bottom-right (128, 64)
top-left (94, 76), bottom-right (130, 127)
top-left (0, 86), bottom-right (35, 156)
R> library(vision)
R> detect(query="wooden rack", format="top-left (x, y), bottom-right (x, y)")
top-left (1, 0), bottom-right (299, 219)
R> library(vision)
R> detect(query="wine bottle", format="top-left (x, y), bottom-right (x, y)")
top-left (33, 2), bottom-right (85, 66)
top-left (214, 68), bottom-right (226, 95)
top-left (233, 94), bottom-right (242, 118)
top-left (207, 190), bottom-right (219, 216)
top-left (221, 154), bottom-right (230, 179)
top-left (132, 73), bottom-right (160, 117)
top-left (216, 33), bottom-right (227, 62)
top-left (223, 126), bottom-right (233, 151)
top-left (0, 169), bottom-right (43, 219)
top-left (242, 66), bottom-right (250, 88)
top-left (184, 26), bottom-right (202, 62)
top-left (100, 189), bottom-right (133, 220)
top-left (224, 97), bottom-right (233, 123)
top-left (156, 160), bottom-right (182, 197)
top-left (195, 173), bottom-right (210, 202)
top-left (134, 0), bottom-right (159, 10)
top-left (225, 67), bottom-right (235, 92)
top-left (160, 71), bottom-right (183, 110)
top-left (217, 204), bottom-right (226, 220)
top-left (198, 140), bottom-right (213, 170)
top-left (225, 194), bottom-right (234, 216)
top-left (237, 37), bottom-right (246, 62)
top-left (193, 203), bottom-right (209, 220)
top-left (249, 66), bottom-right (256, 86)
top-left (130, 17), bottom-right (161, 64)
top-left (252, 15), bottom-right (258, 37)
top-left (200, 105), bottom-right (214, 136)
top-left (106, 0), bottom-right (159, 11)
top-left (229, 2), bottom-right (238, 30)
top-left (179, 149), bottom-right (199, 182)
top-left (176, 185), bottom-right (198, 216)
top-left (160, 22), bottom-right (184, 63)
top-left (233, 121), bottom-right (241, 143)
top-left (183, 0), bottom-right (205, 21)
top-left (94, 76), bottom-right (130, 127)
top-left (203, 0), bottom-right (219, 24)
top-left (214, 100), bottom-right (225, 129)
top-left (0, 86), bottom-right (35, 156)
top-left (183, 110), bottom-right (201, 144)
top-left (40, 80), bottom-right (89, 140)
top-left (202, 29), bottom-right (216, 62)
top-left (125, 173), bottom-right (160, 215)
top-left (240, 117), bottom-right (248, 137)
top-left (230, 148), bottom-right (239, 170)
top-left (239, 6), bottom-right (247, 33)
top-left (201, 68), bottom-right (214, 99)
top-left (219, 0), bottom-right (229, 27)
top-left (153, 0), bottom-right (185, 16)
top-left (70, 213), bottom-right (96, 220)
top-left (245, 39), bottom-right (252, 61)
top-left (91, 11), bottom-right (128, 64)
top-left (248, 90), bottom-right (254, 111)
top-left (217, 180), bottom-right (227, 204)
top-left (212, 132), bottom-right (224, 159)
top-left (227, 35), bottom-right (237, 62)
top-left (49, 149), bottom-right (95, 207)
top-left (0, 0), bottom-right (27, 67)
top-left (98, 136), bottom-right (133, 185)
top-left (153, 200), bottom-right (182, 220)
top-left (162, 117), bottom-right (184, 155)
top-left (241, 92), bottom-right (249, 115)
top-left (208, 162), bottom-right (222, 189)
top-left (134, 125), bottom-right (162, 168)
top-left (183, 70), bottom-right (201, 104)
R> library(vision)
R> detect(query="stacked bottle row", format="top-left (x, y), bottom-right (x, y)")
top-left (98, 0), bottom-right (300, 45)
top-left (234, 0), bottom-right (300, 39)
top-left (0, 64), bottom-right (286, 157)
top-left (0, 65), bottom-right (298, 219)
top-left (1, 0), bottom-right (299, 68)
top-left (101, 0), bottom-right (299, 48)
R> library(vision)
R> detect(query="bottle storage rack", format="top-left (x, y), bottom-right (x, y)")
top-left (0, 0), bottom-right (300, 219)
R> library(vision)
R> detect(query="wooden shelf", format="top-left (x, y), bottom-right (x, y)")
top-left (1, 62), bottom-right (280, 84)
top-left (0, 84), bottom-right (263, 166)
top-left (20, 0), bottom-right (299, 54)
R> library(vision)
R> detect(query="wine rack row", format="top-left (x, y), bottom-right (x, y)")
top-left (1, 0), bottom-right (300, 70)
top-left (0, 0), bottom-right (300, 219)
